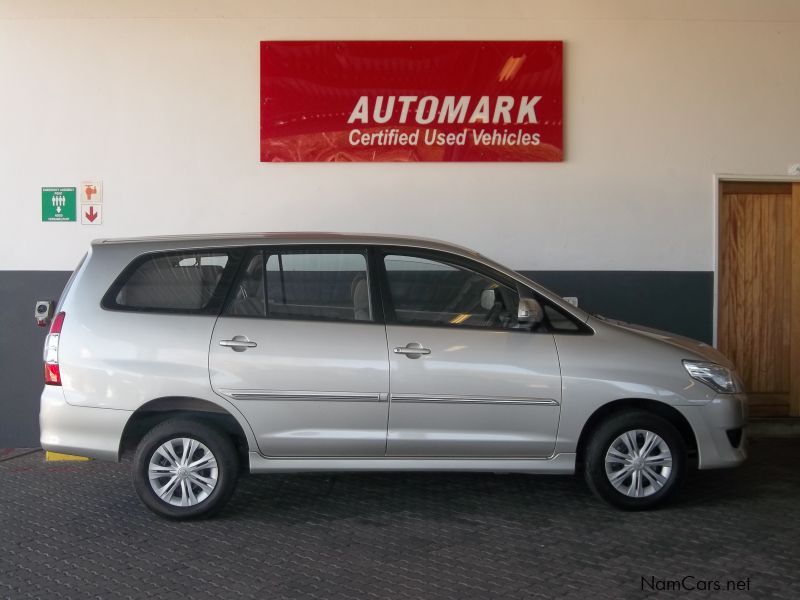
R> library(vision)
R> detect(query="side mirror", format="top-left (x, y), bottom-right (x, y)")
top-left (517, 296), bottom-right (544, 324)
top-left (480, 288), bottom-right (496, 310)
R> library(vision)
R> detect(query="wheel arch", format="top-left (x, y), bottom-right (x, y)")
top-left (575, 398), bottom-right (698, 468)
top-left (119, 396), bottom-right (253, 468)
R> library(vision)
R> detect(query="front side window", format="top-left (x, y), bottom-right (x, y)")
top-left (383, 254), bottom-right (519, 329)
top-left (543, 304), bottom-right (581, 332)
top-left (226, 249), bottom-right (372, 322)
top-left (105, 251), bottom-right (231, 312)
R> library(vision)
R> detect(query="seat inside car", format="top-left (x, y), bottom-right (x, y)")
top-left (351, 275), bottom-right (370, 321)
top-left (228, 256), bottom-right (266, 317)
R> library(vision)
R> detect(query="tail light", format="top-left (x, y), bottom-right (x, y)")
top-left (44, 311), bottom-right (65, 386)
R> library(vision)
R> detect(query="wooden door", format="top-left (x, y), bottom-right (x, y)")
top-left (718, 181), bottom-right (800, 417)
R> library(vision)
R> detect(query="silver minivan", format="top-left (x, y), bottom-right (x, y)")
top-left (39, 233), bottom-right (747, 518)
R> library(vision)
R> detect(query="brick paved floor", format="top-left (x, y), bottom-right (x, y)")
top-left (0, 439), bottom-right (798, 599)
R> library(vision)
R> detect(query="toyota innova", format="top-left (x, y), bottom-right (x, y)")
top-left (38, 233), bottom-right (747, 518)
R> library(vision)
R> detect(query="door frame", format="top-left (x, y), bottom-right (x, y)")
top-left (372, 245), bottom-right (564, 458)
top-left (713, 174), bottom-right (800, 417)
top-left (712, 174), bottom-right (800, 347)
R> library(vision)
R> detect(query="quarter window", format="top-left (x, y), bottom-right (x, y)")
top-left (106, 251), bottom-right (231, 311)
top-left (383, 254), bottom-right (519, 329)
top-left (543, 305), bottom-right (581, 332)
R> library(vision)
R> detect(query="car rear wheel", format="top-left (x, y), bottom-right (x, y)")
top-left (584, 411), bottom-right (687, 510)
top-left (133, 418), bottom-right (239, 520)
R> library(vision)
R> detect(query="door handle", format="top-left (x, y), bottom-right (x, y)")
top-left (219, 335), bottom-right (257, 352)
top-left (393, 343), bottom-right (431, 359)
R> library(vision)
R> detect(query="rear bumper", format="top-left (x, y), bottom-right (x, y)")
top-left (39, 386), bottom-right (131, 461)
top-left (680, 393), bottom-right (748, 469)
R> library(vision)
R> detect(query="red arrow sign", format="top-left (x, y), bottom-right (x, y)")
top-left (85, 205), bottom-right (98, 222)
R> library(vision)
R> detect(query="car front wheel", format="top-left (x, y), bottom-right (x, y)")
top-left (584, 411), bottom-right (687, 510)
top-left (133, 418), bottom-right (239, 520)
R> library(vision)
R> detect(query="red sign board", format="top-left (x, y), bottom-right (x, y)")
top-left (260, 41), bottom-right (563, 162)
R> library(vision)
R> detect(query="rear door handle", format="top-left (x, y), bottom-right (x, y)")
top-left (393, 343), bottom-right (431, 359)
top-left (219, 335), bottom-right (257, 352)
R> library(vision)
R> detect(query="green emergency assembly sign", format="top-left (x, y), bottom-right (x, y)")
top-left (42, 187), bottom-right (76, 222)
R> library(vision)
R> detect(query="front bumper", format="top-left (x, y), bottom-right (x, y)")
top-left (680, 393), bottom-right (748, 469)
top-left (40, 386), bottom-right (132, 462)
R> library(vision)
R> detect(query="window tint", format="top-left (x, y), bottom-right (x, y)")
top-left (226, 249), bottom-right (372, 322)
top-left (383, 254), bottom-right (519, 329)
top-left (225, 253), bottom-right (266, 317)
top-left (543, 305), bottom-right (580, 332)
top-left (110, 251), bottom-right (230, 311)
top-left (268, 251), bottom-right (371, 321)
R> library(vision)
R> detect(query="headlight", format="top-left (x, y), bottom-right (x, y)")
top-left (683, 360), bottom-right (743, 394)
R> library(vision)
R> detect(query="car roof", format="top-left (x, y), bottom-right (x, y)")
top-left (93, 232), bottom-right (481, 256)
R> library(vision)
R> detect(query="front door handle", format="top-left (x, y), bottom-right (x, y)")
top-left (393, 343), bottom-right (431, 359)
top-left (219, 335), bottom-right (257, 352)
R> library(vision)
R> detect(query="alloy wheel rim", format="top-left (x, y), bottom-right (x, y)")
top-left (604, 429), bottom-right (673, 498)
top-left (148, 437), bottom-right (218, 507)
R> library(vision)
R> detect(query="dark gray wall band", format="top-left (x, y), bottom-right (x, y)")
top-left (0, 271), bottom-right (71, 448)
top-left (0, 269), bottom-right (713, 448)
top-left (521, 271), bottom-right (714, 345)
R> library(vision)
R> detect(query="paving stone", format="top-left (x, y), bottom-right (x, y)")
top-left (0, 439), bottom-right (798, 599)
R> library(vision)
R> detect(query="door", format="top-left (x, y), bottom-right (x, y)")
top-left (718, 181), bottom-right (800, 417)
top-left (210, 247), bottom-right (390, 456)
top-left (378, 250), bottom-right (563, 457)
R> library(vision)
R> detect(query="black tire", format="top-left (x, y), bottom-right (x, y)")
top-left (584, 410), bottom-right (687, 510)
top-left (133, 418), bottom-right (239, 520)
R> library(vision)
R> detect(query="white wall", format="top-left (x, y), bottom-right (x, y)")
top-left (1, 0), bottom-right (799, 271)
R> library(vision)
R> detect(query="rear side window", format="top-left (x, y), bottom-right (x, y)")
top-left (103, 250), bottom-right (235, 313)
top-left (225, 253), bottom-right (266, 317)
top-left (225, 248), bottom-right (372, 322)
